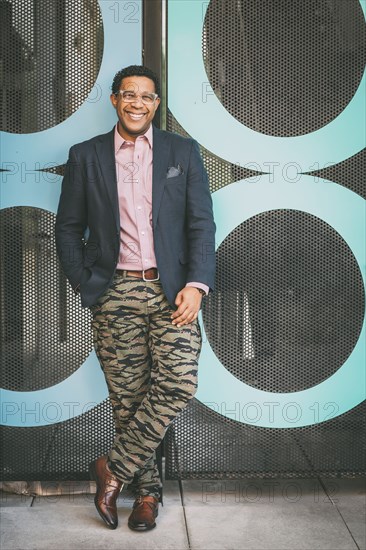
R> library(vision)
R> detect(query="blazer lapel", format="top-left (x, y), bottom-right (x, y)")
top-left (94, 129), bottom-right (120, 232)
top-left (93, 126), bottom-right (170, 232)
top-left (152, 126), bottom-right (171, 228)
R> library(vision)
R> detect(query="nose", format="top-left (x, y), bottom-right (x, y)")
top-left (131, 95), bottom-right (144, 107)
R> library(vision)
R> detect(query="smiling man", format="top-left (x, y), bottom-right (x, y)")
top-left (55, 65), bottom-right (216, 532)
top-left (111, 75), bottom-right (158, 139)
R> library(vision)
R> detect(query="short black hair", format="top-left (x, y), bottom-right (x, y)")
top-left (111, 65), bottom-right (160, 97)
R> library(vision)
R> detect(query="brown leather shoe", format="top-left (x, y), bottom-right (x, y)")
top-left (128, 496), bottom-right (159, 531)
top-left (89, 455), bottom-right (124, 529)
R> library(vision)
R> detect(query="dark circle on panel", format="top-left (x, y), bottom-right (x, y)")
top-left (0, 207), bottom-right (93, 391)
top-left (201, 210), bottom-right (365, 393)
top-left (203, 0), bottom-right (366, 137)
top-left (0, 0), bottom-right (103, 133)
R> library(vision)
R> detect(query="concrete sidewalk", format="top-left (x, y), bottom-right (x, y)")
top-left (1, 476), bottom-right (365, 550)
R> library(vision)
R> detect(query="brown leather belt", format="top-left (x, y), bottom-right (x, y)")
top-left (115, 268), bottom-right (159, 281)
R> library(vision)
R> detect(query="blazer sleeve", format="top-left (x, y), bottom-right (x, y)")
top-left (55, 145), bottom-right (87, 291)
top-left (185, 139), bottom-right (216, 291)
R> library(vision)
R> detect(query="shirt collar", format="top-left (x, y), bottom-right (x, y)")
top-left (114, 123), bottom-right (153, 154)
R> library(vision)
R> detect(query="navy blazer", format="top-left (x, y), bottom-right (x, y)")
top-left (55, 126), bottom-right (216, 308)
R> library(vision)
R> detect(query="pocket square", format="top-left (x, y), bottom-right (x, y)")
top-left (166, 164), bottom-right (183, 178)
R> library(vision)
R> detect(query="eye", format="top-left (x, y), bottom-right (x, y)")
top-left (122, 91), bottom-right (136, 101)
top-left (142, 94), bottom-right (154, 104)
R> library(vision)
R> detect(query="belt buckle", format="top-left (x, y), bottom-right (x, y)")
top-left (143, 269), bottom-right (159, 282)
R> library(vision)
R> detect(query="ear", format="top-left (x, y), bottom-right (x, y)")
top-left (110, 93), bottom-right (118, 109)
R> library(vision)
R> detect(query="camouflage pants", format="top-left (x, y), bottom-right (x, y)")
top-left (91, 273), bottom-right (202, 498)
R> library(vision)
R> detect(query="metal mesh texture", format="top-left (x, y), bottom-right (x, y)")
top-left (167, 110), bottom-right (366, 200)
top-left (204, 210), bottom-right (364, 394)
top-left (0, 0), bottom-right (107, 482)
top-left (203, 0), bottom-right (366, 137)
top-left (165, 0), bottom-right (366, 479)
top-left (1, 0), bottom-right (365, 482)
top-left (0, 207), bottom-right (93, 392)
top-left (0, 206), bottom-right (110, 481)
top-left (1, 400), bottom-right (115, 481)
top-left (166, 400), bottom-right (366, 479)
top-left (0, 0), bottom-right (103, 134)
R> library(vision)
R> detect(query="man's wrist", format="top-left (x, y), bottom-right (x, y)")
top-left (185, 282), bottom-right (209, 295)
top-left (194, 287), bottom-right (206, 296)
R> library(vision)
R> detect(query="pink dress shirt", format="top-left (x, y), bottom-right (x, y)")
top-left (114, 124), bottom-right (209, 295)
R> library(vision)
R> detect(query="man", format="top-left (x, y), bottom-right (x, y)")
top-left (55, 65), bottom-right (215, 531)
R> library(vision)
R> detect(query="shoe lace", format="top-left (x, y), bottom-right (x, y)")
top-left (134, 496), bottom-right (157, 511)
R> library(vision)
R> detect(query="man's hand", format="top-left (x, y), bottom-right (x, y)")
top-left (171, 287), bottom-right (203, 327)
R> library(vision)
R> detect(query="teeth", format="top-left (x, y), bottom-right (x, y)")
top-left (128, 113), bottom-right (145, 120)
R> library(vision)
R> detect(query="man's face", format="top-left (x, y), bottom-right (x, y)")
top-left (110, 75), bottom-right (160, 141)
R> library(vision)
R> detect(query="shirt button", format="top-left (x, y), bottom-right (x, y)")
top-left (141, 231), bottom-right (145, 235)
top-left (137, 206), bottom-right (142, 210)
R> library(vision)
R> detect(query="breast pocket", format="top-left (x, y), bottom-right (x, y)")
top-left (165, 173), bottom-right (186, 185)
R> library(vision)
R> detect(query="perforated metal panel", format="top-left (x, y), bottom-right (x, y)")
top-left (166, 400), bottom-right (366, 479)
top-left (164, 202), bottom-right (366, 476)
top-left (0, 205), bottom-right (115, 480)
top-left (165, 0), bottom-right (366, 479)
top-left (1, 0), bottom-right (365, 483)
top-left (1, 400), bottom-right (115, 480)
top-left (0, 0), bottom-right (103, 134)
top-left (205, 210), bottom-right (364, 394)
top-left (168, 110), bottom-right (366, 198)
top-left (0, 207), bottom-right (93, 392)
top-left (0, 0), bottom-right (110, 482)
top-left (167, 113), bottom-right (260, 193)
top-left (203, 0), bottom-right (366, 137)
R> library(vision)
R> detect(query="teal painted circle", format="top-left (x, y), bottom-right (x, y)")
top-left (168, 0), bottom-right (366, 170)
top-left (1, 176), bottom-right (62, 213)
top-left (0, 352), bottom-right (107, 427)
top-left (196, 174), bottom-right (365, 427)
top-left (0, 178), bottom-right (108, 427)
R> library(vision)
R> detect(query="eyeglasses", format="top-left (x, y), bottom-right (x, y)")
top-left (116, 90), bottom-right (159, 105)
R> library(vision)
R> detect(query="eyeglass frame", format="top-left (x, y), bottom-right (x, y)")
top-left (115, 90), bottom-right (159, 105)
